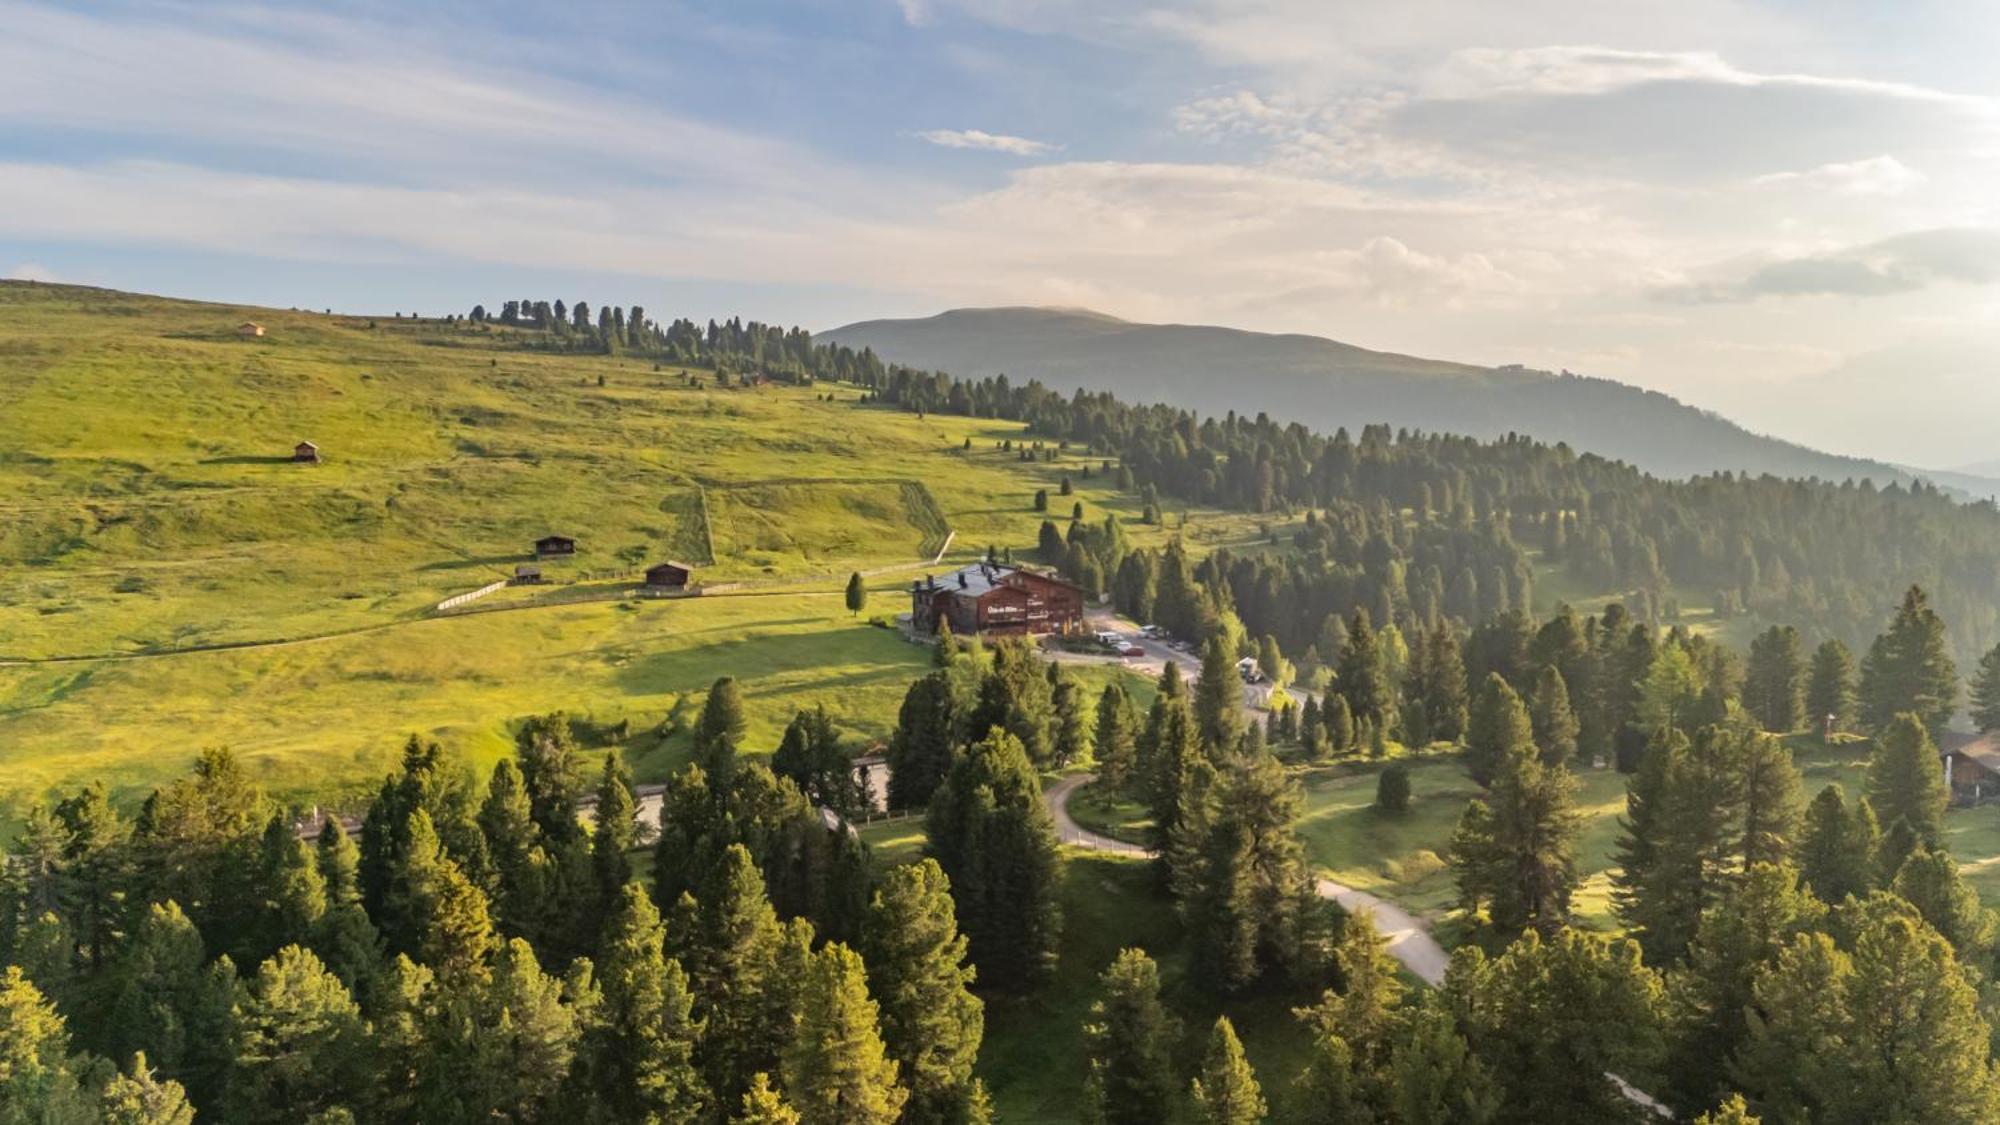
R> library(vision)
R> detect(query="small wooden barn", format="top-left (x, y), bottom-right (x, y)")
top-left (514, 564), bottom-right (543, 585)
top-left (1942, 732), bottom-right (2000, 804)
top-left (644, 561), bottom-right (694, 589)
top-left (534, 535), bottom-right (576, 557)
top-left (292, 441), bottom-right (320, 463)
top-left (238, 322), bottom-right (265, 338)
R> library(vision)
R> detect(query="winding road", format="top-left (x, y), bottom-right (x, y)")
top-left (1044, 772), bottom-right (1448, 985)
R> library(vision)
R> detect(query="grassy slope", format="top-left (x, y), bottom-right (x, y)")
top-left (0, 282), bottom-right (1283, 823)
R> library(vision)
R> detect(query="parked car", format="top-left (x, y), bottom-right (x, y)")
top-left (1120, 644), bottom-right (1145, 658)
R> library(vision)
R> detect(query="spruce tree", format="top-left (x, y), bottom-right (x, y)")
top-left (1181, 750), bottom-right (1315, 991)
top-left (781, 942), bottom-right (908, 1125)
top-left (925, 730), bottom-right (1062, 990)
top-left (1138, 664), bottom-right (1203, 855)
top-left (1613, 726), bottom-right (1748, 963)
top-left (1190, 1017), bottom-right (1265, 1125)
top-left (1858, 585), bottom-right (1958, 737)
top-left (845, 572), bottom-right (868, 617)
top-left (732, 1074), bottom-right (800, 1125)
top-left (1336, 609), bottom-right (1394, 733)
top-left (1324, 695), bottom-right (1354, 757)
top-left (1866, 712), bottom-right (1947, 848)
top-left (100, 1052), bottom-right (197, 1125)
top-left (678, 844), bottom-right (788, 1108)
top-left (860, 859), bottom-right (983, 1125)
top-left (1452, 729), bottom-right (1581, 935)
top-left (478, 759), bottom-right (552, 943)
top-left (1890, 845), bottom-right (1998, 965)
top-left (1081, 949), bottom-right (1180, 1125)
top-left (1051, 664), bottom-right (1092, 768)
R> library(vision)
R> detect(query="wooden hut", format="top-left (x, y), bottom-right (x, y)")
top-left (238, 321), bottom-right (265, 338)
top-left (644, 561), bottom-right (693, 589)
top-left (534, 535), bottom-right (576, 557)
top-left (513, 564), bottom-right (543, 585)
top-left (292, 441), bottom-right (320, 463)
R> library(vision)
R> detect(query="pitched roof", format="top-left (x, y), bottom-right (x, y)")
top-left (1949, 733), bottom-right (2000, 773)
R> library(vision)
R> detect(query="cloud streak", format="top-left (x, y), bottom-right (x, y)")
top-left (917, 128), bottom-right (1058, 155)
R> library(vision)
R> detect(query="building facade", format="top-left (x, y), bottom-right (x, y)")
top-left (910, 563), bottom-right (1085, 637)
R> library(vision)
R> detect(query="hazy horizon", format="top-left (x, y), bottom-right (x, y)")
top-left (5, 0), bottom-right (1998, 468)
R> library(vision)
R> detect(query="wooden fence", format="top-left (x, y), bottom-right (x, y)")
top-left (435, 579), bottom-right (508, 612)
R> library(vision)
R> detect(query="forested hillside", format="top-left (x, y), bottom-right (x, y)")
top-left (822, 307), bottom-right (1957, 486)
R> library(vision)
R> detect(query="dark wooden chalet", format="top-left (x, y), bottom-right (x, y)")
top-left (1942, 732), bottom-right (2000, 804)
top-left (535, 535), bottom-right (576, 557)
top-left (910, 563), bottom-right (1085, 637)
top-left (292, 440), bottom-right (319, 463)
top-left (644, 561), bottom-right (694, 589)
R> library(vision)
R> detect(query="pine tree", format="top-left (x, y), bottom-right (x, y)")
top-left (1797, 785), bottom-right (1880, 905)
top-left (100, 1051), bottom-right (197, 1125)
top-left (1805, 639), bottom-right (1859, 737)
top-left (1665, 862), bottom-right (1825, 1113)
top-left (1376, 762), bottom-right (1412, 814)
top-left (1971, 640), bottom-right (2000, 733)
top-left (1051, 665), bottom-right (1092, 768)
top-left (1421, 622), bottom-right (1469, 744)
top-left (1867, 712), bottom-right (1947, 848)
top-left (1692, 1095), bottom-right (1758, 1124)
top-left (1740, 731), bottom-right (1804, 868)
top-left (679, 844), bottom-right (788, 1109)
top-left (696, 677), bottom-right (750, 789)
top-left (1737, 900), bottom-right (2000, 1124)
top-left (1337, 610), bottom-right (1394, 733)
top-left (1386, 995), bottom-right (1500, 1125)
top-left (845, 572), bottom-right (868, 616)
top-left (1195, 636), bottom-right (1246, 754)
top-left (1190, 1017), bottom-right (1265, 1125)
top-left (1093, 683), bottom-right (1139, 791)
top-left (1289, 1031), bottom-right (1371, 1125)
top-left (1613, 726), bottom-right (1748, 963)
top-left (1743, 625), bottom-right (1805, 734)
top-left (1528, 666), bottom-right (1579, 767)
top-left (0, 965), bottom-right (94, 1121)
top-left (1452, 729), bottom-right (1581, 935)
top-left (925, 730), bottom-right (1062, 990)
top-left (732, 1074), bottom-right (801, 1125)
top-left (781, 942), bottom-right (908, 1125)
top-left (1891, 845), bottom-right (1998, 965)
top-left (860, 859), bottom-right (983, 1125)
top-left (1137, 665), bottom-right (1203, 854)
top-left (1081, 949), bottom-right (1180, 1125)
top-left (1182, 750), bottom-right (1316, 991)
top-left (1324, 695), bottom-right (1354, 757)
top-left (591, 750), bottom-right (638, 908)
top-left (1637, 643), bottom-right (1704, 740)
top-left (586, 885), bottom-right (707, 1123)
top-left (227, 946), bottom-right (367, 1123)
top-left (1296, 907), bottom-right (1405, 1064)
top-left (1465, 673), bottom-right (1533, 788)
top-left (1859, 586), bottom-right (1958, 737)
top-left (250, 812), bottom-right (328, 966)
top-left (886, 672), bottom-right (959, 811)
top-left (478, 758), bottom-right (552, 942)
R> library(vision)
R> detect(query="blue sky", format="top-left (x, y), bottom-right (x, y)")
top-left (5, 0), bottom-right (2000, 467)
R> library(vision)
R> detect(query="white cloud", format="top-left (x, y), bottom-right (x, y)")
top-left (1664, 228), bottom-right (2000, 302)
top-left (7, 261), bottom-right (57, 281)
top-left (1752, 155), bottom-right (1925, 196)
top-left (917, 129), bottom-right (1058, 155)
top-left (898, 0), bottom-right (934, 25)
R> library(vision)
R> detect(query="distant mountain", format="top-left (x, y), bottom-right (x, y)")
top-left (822, 307), bottom-right (1935, 485)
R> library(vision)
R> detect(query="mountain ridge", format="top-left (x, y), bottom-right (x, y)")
top-left (822, 306), bottom-right (1964, 488)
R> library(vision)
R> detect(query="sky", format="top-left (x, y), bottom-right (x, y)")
top-left (5, 1), bottom-right (1999, 470)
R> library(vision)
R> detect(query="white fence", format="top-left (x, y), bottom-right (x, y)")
top-left (435, 579), bottom-right (508, 612)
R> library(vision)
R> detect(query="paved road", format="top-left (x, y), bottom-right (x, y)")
top-left (1044, 771), bottom-right (1447, 985)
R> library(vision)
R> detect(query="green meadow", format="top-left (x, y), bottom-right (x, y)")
top-left (0, 282), bottom-right (1266, 824)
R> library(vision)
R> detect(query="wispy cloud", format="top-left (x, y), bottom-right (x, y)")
top-left (1751, 155), bottom-right (1925, 196)
top-left (917, 129), bottom-right (1058, 156)
top-left (1661, 228), bottom-right (2000, 303)
top-left (6, 262), bottom-right (56, 282)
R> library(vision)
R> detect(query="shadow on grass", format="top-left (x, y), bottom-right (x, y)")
top-left (197, 455), bottom-right (300, 466)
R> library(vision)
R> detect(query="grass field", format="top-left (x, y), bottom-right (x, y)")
top-left (0, 282), bottom-right (1282, 826)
